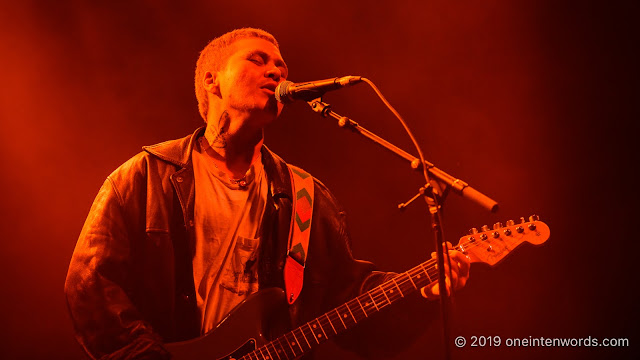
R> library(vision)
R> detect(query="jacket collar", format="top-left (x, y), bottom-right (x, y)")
top-left (260, 145), bottom-right (293, 200)
top-left (142, 126), bottom-right (203, 168)
top-left (142, 126), bottom-right (292, 199)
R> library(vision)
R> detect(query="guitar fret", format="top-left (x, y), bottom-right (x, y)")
top-left (405, 271), bottom-right (418, 289)
top-left (325, 313), bottom-right (337, 334)
top-left (259, 346), bottom-right (270, 360)
top-left (269, 342), bottom-right (283, 360)
top-left (367, 292), bottom-right (380, 311)
top-left (334, 309), bottom-right (347, 328)
top-left (296, 327), bottom-right (311, 349)
top-left (356, 296), bottom-right (368, 317)
top-left (265, 344), bottom-right (278, 360)
top-left (285, 333), bottom-right (301, 355)
top-left (379, 285), bottom-right (391, 304)
top-left (399, 274), bottom-right (417, 294)
top-left (410, 267), bottom-right (426, 286)
top-left (278, 336), bottom-right (295, 359)
top-left (349, 298), bottom-right (368, 321)
top-left (358, 295), bottom-right (376, 316)
top-left (307, 323), bottom-right (319, 344)
top-left (386, 282), bottom-right (403, 302)
top-left (315, 319), bottom-right (328, 339)
top-left (419, 263), bottom-right (433, 283)
top-left (366, 297), bottom-right (377, 313)
top-left (345, 303), bottom-right (357, 323)
top-left (391, 278), bottom-right (404, 297)
top-left (327, 311), bottom-right (342, 332)
top-left (372, 290), bottom-right (388, 308)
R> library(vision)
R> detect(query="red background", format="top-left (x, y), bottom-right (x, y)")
top-left (0, 1), bottom-right (636, 359)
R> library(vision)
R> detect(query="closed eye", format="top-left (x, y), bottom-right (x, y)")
top-left (248, 56), bottom-right (264, 65)
top-left (247, 51), bottom-right (288, 78)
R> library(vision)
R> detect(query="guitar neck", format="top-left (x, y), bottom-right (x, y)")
top-left (244, 217), bottom-right (549, 360)
top-left (247, 258), bottom-right (439, 360)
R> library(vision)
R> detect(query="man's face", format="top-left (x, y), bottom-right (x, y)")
top-left (214, 37), bottom-right (288, 126)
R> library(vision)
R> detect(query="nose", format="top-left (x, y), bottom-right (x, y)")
top-left (265, 65), bottom-right (281, 82)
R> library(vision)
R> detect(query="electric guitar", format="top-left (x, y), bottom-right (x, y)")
top-left (167, 215), bottom-right (550, 360)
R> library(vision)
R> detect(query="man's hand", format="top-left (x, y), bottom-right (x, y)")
top-left (420, 243), bottom-right (470, 300)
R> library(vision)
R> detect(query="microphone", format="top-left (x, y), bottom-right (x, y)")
top-left (275, 76), bottom-right (363, 104)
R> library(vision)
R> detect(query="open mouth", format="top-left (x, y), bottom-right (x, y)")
top-left (261, 83), bottom-right (277, 93)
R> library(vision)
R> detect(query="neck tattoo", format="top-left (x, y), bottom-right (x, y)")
top-left (208, 111), bottom-right (230, 149)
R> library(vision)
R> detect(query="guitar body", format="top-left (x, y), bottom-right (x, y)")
top-left (167, 288), bottom-right (290, 360)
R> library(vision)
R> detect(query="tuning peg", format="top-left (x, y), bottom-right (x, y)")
top-left (493, 222), bottom-right (503, 230)
top-left (468, 228), bottom-right (478, 235)
top-left (481, 225), bottom-right (490, 232)
top-left (506, 219), bottom-right (515, 227)
top-left (520, 217), bottom-right (526, 224)
top-left (529, 214), bottom-right (540, 222)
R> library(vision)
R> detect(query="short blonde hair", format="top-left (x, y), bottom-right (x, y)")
top-left (195, 28), bottom-right (279, 122)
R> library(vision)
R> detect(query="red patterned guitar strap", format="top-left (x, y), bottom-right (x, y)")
top-left (284, 165), bottom-right (314, 304)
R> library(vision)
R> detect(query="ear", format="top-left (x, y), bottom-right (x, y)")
top-left (203, 71), bottom-right (221, 98)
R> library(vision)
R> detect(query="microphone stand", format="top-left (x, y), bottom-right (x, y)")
top-left (306, 98), bottom-right (498, 360)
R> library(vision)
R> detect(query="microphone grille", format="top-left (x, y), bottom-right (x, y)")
top-left (275, 81), bottom-right (293, 104)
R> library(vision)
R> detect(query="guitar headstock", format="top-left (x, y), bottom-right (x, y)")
top-left (456, 215), bottom-right (550, 266)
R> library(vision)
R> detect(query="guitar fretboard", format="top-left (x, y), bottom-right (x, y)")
top-left (243, 257), bottom-right (441, 360)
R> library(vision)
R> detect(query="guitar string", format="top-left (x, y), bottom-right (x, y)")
top-left (244, 237), bottom-right (500, 360)
top-left (243, 227), bottom-right (538, 360)
top-left (242, 247), bottom-right (447, 360)
top-left (296, 232), bottom-right (522, 343)
top-left (367, 228), bottom-right (541, 307)
top-left (247, 254), bottom-right (473, 360)
top-left (348, 234), bottom-right (520, 314)
top-left (370, 227), bottom-right (542, 307)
